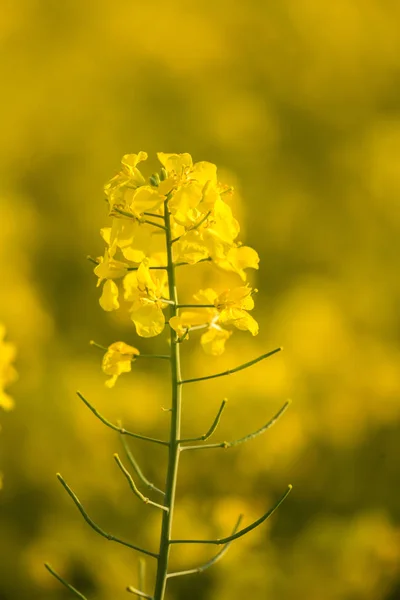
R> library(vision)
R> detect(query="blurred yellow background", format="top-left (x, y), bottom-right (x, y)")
top-left (1, 0), bottom-right (400, 598)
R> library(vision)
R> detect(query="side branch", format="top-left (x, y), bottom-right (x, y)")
top-left (178, 347), bottom-right (282, 385)
top-left (76, 392), bottom-right (168, 447)
top-left (127, 586), bottom-right (153, 599)
top-left (167, 515), bottom-right (243, 579)
top-left (56, 474), bottom-right (159, 559)
top-left (170, 485), bottom-right (292, 546)
top-left (120, 435), bottom-right (165, 496)
top-left (178, 399), bottom-right (227, 443)
top-left (44, 563), bottom-right (88, 599)
top-left (113, 454), bottom-right (168, 512)
top-left (180, 400), bottom-right (290, 452)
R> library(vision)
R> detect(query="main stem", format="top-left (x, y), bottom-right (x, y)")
top-left (153, 201), bottom-right (182, 600)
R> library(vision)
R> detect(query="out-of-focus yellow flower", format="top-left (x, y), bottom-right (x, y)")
top-left (100, 341), bottom-right (140, 388)
top-left (0, 325), bottom-right (17, 412)
top-left (124, 262), bottom-right (169, 337)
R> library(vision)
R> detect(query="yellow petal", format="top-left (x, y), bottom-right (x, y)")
top-left (157, 152), bottom-right (193, 175)
top-left (219, 308), bottom-right (259, 336)
top-left (190, 161), bottom-right (217, 186)
top-left (102, 341), bottom-right (139, 387)
top-left (169, 312), bottom-right (209, 337)
top-left (200, 327), bottom-right (232, 356)
top-left (193, 288), bottom-right (219, 305)
top-left (130, 304), bottom-right (165, 337)
top-left (173, 231), bottom-right (209, 265)
top-left (130, 186), bottom-right (165, 217)
top-left (100, 280), bottom-right (119, 311)
top-left (94, 251), bottom-right (128, 284)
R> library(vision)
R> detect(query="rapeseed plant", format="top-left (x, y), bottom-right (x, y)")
top-left (46, 152), bottom-right (292, 599)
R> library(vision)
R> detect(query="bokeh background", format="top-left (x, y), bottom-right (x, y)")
top-left (1, 0), bottom-right (400, 598)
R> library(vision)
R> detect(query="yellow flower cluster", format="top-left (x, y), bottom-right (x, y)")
top-left (95, 152), bottom-right (260, 385)
top-left (0, 324), bottom-right (17, 412)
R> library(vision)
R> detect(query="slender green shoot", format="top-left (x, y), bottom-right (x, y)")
top-left (178, 399), bottom-right (227, 443)
top-left (126, 586), bottom-right (153, 599)
top-left (76, 391), bottom-right (168, 447)
top-left (56, 474), bottom-right (159, 559)
top-left (89, 340), bottom-right (170, 360)
top-left (178, 348), bottom-right (282, 385)
top-left (167, 515), bottom-right (243, 579)
top-left (170, 485), bottom-right (292, 545)
top-left (180, 400), bottom-right (290, 451)
top-left (44, 563), bottom-right (88, 600)
top-left (113, 454), bottom-right (168, 512)
top-left (120, 435), bottom-right (165, 496)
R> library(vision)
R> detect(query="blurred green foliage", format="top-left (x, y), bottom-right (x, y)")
top-left (1, 0), bottom-right (400, 598)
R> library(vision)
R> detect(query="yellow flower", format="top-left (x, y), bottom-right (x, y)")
top-left (124, 263), bottom-right (169, 337)
top-left (0, 325), bottom-right (17, 412)
top-left (214, 245), bottom-right (260, 281)
top-left (94, 251), bottom-right (128, 284)
top-left (157, 153), bottom-right (219, 225)
top-left (104, 152), bottom-right (148, 210)
top-left (200, 327), bottom-right (232, 356)
top-left (215, 286), bottom-right (259, 336)
top-left (101, 218), bottom-right (166, 262)
top-left (94, 251), bottom-right (128, 312)
top-left (101, 341), bottom-right (140, 388)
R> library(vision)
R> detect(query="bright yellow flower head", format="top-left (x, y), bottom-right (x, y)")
top-left (0, 325), bottom-right (17, 412)
top-left (124, 262), bottom-right (170, 337)
top-left (101, 341), bottom-right (140, 388)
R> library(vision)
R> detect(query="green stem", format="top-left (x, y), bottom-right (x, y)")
top-left (153, 199), bottom-right (183, 600)
top-left (44, 563), bottom-right (88, 599)
top-left (170, 486), bottom-right (292, 545)
top-left (179, 347), bottom-right (282, 385)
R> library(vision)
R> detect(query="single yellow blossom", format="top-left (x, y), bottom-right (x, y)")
top-left (0, 325), bottom-right (17, 412)
top-left (94, 251), bottom-right (128, 284)
top-left (101, 341), bottom-right (140, 388)
top-left (104, 152), bottom-right (148, 210)
top-left (214, 245), bottom-right (260, 281)
top-left (215, 286), bottom-right (259, 335)
top-left (124, 263), bottom-right (170, 337)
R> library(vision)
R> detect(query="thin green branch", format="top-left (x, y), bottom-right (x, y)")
top-left (114, 454), bottom-right (168, 512)
top-left (120, 435), bottom-right (165, 496)
top-left (113, 207), bottom-right (166, 231)
top-left (90, 340), bottom-right (170, 360)
top-left (141, 220), bottom-right (167, 231)
top-left (178, 347), bottom-right (282, 385)
top-left (143, 212), bottom-right (164, 220)
top-left (76, 392), bottom-right (168, 446)
top-left (170, 485), bottom-right (292, 546)
top-left (44, 563), bottom-right (88, 599)
top-left (180, 400), bottom-right (290, 451)
top-left (178, 399), bottom-right (227, 443)
top-left (167, 515), bottom-right (243, 579)
top-left (138, 558), bottom-right (146, 594)
top-left (126, 586), bottom-right (153, 599)
top-left (56, 474), bottom-right (158, 559)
